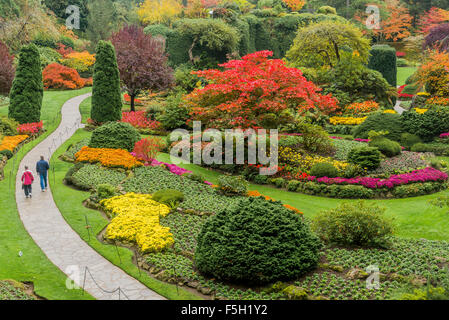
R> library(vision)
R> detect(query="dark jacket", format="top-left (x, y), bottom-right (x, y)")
top-left (36, 160), bottom-right (50, 174)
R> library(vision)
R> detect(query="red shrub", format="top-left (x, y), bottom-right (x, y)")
top-left (0, 40), bottom-right (15, 95)
top-left (132, 137), bottom-right (164, 163)
top-left (186, 50), bottom-right (339, 129)
top-left (17, 121), bottom-right (43, 135)
top-left (121, 111), bottom-right (161, 130)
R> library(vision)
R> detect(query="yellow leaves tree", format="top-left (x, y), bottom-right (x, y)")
top-left (282, 0), bottom-right (305, 12)
top-left (137, 0), bottom-right (183, 25)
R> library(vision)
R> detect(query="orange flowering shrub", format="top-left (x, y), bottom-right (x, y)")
top-left (416, 50), bottom-right (449, 96)
top-left (0, 135), bottom-right (29, 152)
top-left (426, 96), bottom-right (449, 106)
top-left (345, 101), bottom-right (380, 115)
top-left (43, 63), bottom-right (90, 90)
top-left (247, 190), bottom-right (303, 214)
top-left (75, 146), bottom-right (143, 169)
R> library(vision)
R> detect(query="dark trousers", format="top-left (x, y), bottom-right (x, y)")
top-left (39, 172), bottom-right (48, 190)
top-left (23, 184), bottom-right (32, 197)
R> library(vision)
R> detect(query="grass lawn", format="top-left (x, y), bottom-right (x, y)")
top-left (157, 152), bottom-right (449, 241)
top-left (0, 88), bottom-right (94, 300)
top-left (50, 132), bottom-right (201, 299)
top-left (397, 66), bottom-right (418, 86)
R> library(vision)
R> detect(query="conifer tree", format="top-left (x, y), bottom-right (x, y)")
top-left (90, 40), bottom-right (122, 123)
top-left (8, 44), bottom-right (43, 124)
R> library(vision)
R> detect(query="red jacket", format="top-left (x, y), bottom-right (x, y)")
top-left (21, 170), bottom-right (34, 185)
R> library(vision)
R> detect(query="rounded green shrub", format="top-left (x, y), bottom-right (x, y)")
top-left (347, 146), bottom-right (382, 170)
top-left (97, 184), bottom-right (117, 200)
top-left (152, 189), bottom-right (184, 207)
top-left (400, 133), bottom-right (422, 150)
top-left (217, 175), bottom-right (248, 196)
top-left (310, 162), bottom-right (339, 178)
top-left (353, 112), bottom-right (403, 141)
top-left (0, 117), bottom-right (18, 136)
top-left (311, 201), bottom-right (395, 248)
top-left (317, 6), bottom-right (337, 15)
top-left (195, 197), bottom-right (322, 284)
top-left (369, 137), bottom-right (401, 157)
top-left (0, 149), bottom-right (13, 159)
top-left (89, 122), bottom-right (140, 152)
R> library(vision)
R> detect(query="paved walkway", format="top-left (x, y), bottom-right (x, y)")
top-left (15, 93), bottom-right (165, 300)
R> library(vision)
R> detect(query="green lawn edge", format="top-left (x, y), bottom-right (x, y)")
top-left (50, 133), bottom-right (201, 300)
top-left (0, 88), bottom-right (94, 300)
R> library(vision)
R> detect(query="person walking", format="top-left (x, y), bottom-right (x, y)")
top-left (21, 166), bottom-right (34, 198)
top-left (36, 156), bottom-right (50, 192)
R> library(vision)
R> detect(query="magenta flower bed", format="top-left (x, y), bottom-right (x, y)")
top-left (149, 159), bottom-right (192, 176)
top-left (440, 132), bottom-right (449, 139)
top-left (307, 167), bottom-right (448, 189)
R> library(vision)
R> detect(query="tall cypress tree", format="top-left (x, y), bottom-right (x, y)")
top-left (8, 44), bottom-right (43, 124)
top-left (91, 40), bottom-right (123, 123)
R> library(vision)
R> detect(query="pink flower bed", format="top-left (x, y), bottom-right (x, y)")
top-left (149, 159), bottom-right (192, 176)
top-left (17, 121), bottom-right (43, 135)
top-left (307, 167), bottom-right (448, 189)
top-left (440, 132), bottom-right (449, 139)
top-left (122, 111), bottom-right (161, 130)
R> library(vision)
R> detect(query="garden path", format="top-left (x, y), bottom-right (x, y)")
top-left (15, 93), bottom-right (165, 300)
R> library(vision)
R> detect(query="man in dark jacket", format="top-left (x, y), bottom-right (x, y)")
top-left (36, 156), bottom-right (50, 192)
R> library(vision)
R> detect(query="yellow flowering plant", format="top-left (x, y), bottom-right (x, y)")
top-left (102, 193), bottom-right (173, 253)
top-left (279, 147), bottom-right (349, 173)
top-left (329, 116), bottom-right (367, 125)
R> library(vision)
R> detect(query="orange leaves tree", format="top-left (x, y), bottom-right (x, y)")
top-left (417, 50), bottom-right (449, 96)
top-left (186, 50), bottom-right (339, 130)
top-left (375, 0), bottom-right (412, 42)
top-left (282, 0), bottom-right (306, 12)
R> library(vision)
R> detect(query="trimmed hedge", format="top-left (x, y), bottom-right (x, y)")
top-left (195, 197), bottom-right (322, 284)
top-left (89, 122), bottom-right (141, 152)
top-left (353, 112), bottom-right (403, 141)
top-left (368, 44), bottom-right (397, 87)
top-left (401, 109), bottom-right (449, 142)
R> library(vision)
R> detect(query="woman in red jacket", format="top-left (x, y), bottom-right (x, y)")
top-left (21, 166), bottom-right (34, 198)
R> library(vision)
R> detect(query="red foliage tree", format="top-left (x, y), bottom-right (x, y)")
top-left (110, 25), bottom-right (174, 112)
top-left (0, 40), bottom-right (15, 95)
top-left (419, 7), bottom-right (449, 34)
top-left (424, 23), bottom-right (449, 52)
top-left (186, 50), bottom-right (339, 129)
top-left (42, 63), bottom-right (88, 90)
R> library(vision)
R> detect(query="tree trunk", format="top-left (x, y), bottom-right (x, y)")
top-left (130, 94), bottom-right (135, 112)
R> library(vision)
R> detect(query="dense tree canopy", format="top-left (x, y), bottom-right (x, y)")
top-left (286, 20), bottom-right (371, 68)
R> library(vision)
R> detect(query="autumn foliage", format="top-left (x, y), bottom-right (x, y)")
top-left (416, 50), bottom-right (449, 96)
top-left (419, 7), bottom-right (449, 34)
top-left (0, 40), bottom-right (15, 95)
top-left (132, 137), bottom-right (165, 163)
top-left (43, 63), bottom-right (91, 90)
top-left (282, 0), bottom-right (305, 12)
top-left (378, 0), bottom-right (412, 42)
top-left (186, 50), bottom-right (339, 129)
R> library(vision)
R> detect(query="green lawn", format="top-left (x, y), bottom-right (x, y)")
top-left (0, 88), bottom-right (94, 300)
top-left (157, 153), bottom-right (449, 241)
top-left (397, 66), bottom-right (418, 86)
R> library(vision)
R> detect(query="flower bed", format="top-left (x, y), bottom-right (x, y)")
top-left (427, 97), bottom-right (449, 106)
top-left (307, 167), bottom-right (447, 189)
top-left (279, 146), bottom-right (349, 172)
top-left (121, 111), bottom-right (161, 131)
top-left (329, 116), bottom-right (367, 125)
top-left (17, 121), bottom-right (43, 135)
top-left (102, 193), bottom-right (173, 253)
top-left (75, 146), bottom-right (142, 169)
top-left (0, 135), bottom-right (29, 152)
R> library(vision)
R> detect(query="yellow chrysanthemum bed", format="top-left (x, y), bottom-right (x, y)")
top-left (101, 193), bottom-right (173, 253)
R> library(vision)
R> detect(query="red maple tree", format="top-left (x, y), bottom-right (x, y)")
top-left (186, 50), bottom-right (339, 129)
top-left (419, 7), bottom-right (449, 34)
top-left (111, 25), bottom-right (174, 112)
top-left (0, 40), bottom-right (15, 95)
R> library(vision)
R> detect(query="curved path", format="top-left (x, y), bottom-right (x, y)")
top-left (15, 93), bottom-right (165, 300)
